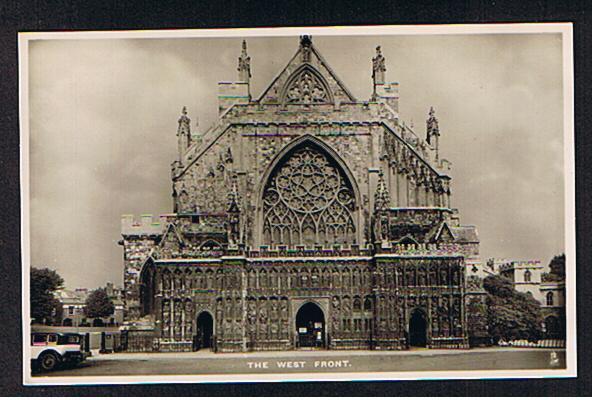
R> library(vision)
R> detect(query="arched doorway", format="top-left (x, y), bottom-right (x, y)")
top-left (409, 309), bottom-right (428, 347)
top-left (295, 302), bottom-right (325, 348)
top-left (194, 311), bottom-right (214, 351)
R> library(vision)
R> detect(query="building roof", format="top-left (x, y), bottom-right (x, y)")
top-left (55, 289), bottom-right (87, 305)
top-left (449, 225), bottom-right (479, 243)
top-left (256, 36), bottom-right (357, 103)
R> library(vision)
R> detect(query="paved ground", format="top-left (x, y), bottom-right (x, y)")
top-left (32, 347), bottom-right (566, 377)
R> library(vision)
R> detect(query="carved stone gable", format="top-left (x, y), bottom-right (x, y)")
top-left (282, 66), bottom-right (332, 105)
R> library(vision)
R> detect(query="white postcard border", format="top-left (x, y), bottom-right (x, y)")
top-left (19, 22), bottom-right (576, 385)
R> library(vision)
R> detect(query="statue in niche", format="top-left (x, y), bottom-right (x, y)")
top-left (428, 264), bottom-right (437, 286)
top-left (451, 267), bottom-right (460, 286)
top-left (248, 300), bottom-right (257, 325)
top-left (453, 316), bottom-right (461, 337)
top-left (332, 296), bottom-right (340, 311)
top-left (332, 315), bottom-right (340, 331)
top-left (225, 299), bottom-right (232, 318)
top-left (271, 299), bottom-right (279, 319)
top-left (332, 269), bottom-right (340, 288)
top-left (248, 270), bottom-right (256, 287)
top-left (259, 302), bottom-right (268, 324)
top-left (343, 298), bottom-right (351, 315)
top-left (406, 267), bottom-right (415, 287)
top-left (162, 301), bottom-right (170, 333)
top-left (440, 268), bottom-right (448, 286)
top-left (280, 299), bottom-right (288, 317)
top-left (418, 268), bottom-right (427, 286)
top-left (270, 323), bottom-right (279, 337)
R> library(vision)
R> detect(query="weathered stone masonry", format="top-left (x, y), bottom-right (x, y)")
top-left (120, 36), bottom-right (482, 352)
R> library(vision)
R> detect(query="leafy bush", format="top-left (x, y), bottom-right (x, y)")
top-left (30, 267), bottom-right (64, 324)
top-left (85, 288), bottom-right (115, 318)
top-left (483, 275), bottom-right (543, 342)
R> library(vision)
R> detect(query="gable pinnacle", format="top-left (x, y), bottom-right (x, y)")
top-left (177, 106), bottom-right (190, 135)
top-left (426, 106), bottom-right (440, 144)
top-left (227, 173), bottom-right (241, 213)
top-left (299, 35), bottom-right (312, 63)
top-left (238, 39), bottom-right (251, 82)
top-left (372, 45), bottom-right (386, 85)
top-left (300, 35), bottom-right (312, 47)
top-left (176, 106), bottom-right (191, 163)
top-left (374, 169), bottom-right (391, 210)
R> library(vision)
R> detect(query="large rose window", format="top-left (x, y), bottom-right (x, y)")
top-left (263, 145), bottom-right (356, 246)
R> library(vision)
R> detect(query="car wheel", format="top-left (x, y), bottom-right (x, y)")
top-left (40, 352), bottom-right (59, 372)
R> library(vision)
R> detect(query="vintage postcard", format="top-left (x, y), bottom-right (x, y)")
top-left (20, 23), bottom-right (576, 384)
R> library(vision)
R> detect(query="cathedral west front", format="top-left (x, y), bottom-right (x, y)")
top-left (120, 36), bottom-right (482, 352)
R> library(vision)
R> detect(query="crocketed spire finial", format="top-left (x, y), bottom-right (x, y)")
top-left (238, 39), bottom-right (251, 82)
top-left (374, 169), bottom-right (391, 210)
top-left (299, 35), bottom-right (312, 62)
top-left (176, 106), bottom-right (191, 162)
top-left (227, 173), bottom-right (241, 213)
top-left (426, 106), bottom-right (440, 145)
top-left (372, 45), bottom-right (386, 85)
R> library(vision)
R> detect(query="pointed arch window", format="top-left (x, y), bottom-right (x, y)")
top-left (262, 143), bottom-right (356, 246)
top-left (546, 292), bottom-right (554, 306)
top-left (281, 66), bottom-right (332, 105)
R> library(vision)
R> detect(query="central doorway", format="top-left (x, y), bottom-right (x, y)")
top-left (409, 309), bottom-right (428, 347)
top-left (295, 302), bottom-right (325, 349)
top-left (194, 311), bottom-right (214, 351)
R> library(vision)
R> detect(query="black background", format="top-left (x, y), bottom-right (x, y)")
top-left (1, 0), bottom-right (591, 396)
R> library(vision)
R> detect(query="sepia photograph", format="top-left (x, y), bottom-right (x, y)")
top-left (19, 23), bottom-right (575, 384)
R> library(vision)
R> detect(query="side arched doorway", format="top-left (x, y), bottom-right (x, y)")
top-left (194, 311), bottom-right (214, 351)
top-left (409, 309), bottom-right (428, 348)
top-left (295, 302), bottom-right (325, 349)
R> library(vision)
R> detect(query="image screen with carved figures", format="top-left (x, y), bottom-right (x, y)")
top-left (20, 24), bottom-right (575, 384)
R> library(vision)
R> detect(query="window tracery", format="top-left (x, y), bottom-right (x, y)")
top-left (283, 67), bottom-right (331, 104)
top-left (263, 145), bottom-right (356, 246)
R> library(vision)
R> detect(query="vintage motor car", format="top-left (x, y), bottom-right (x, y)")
top-left (30, 332), bottom-right (90, 372)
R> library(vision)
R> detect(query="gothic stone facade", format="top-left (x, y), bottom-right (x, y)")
top-left (120, 36), bottom-right (480, 352)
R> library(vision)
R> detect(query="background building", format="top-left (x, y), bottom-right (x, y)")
top-left (487, 258), bottom-right (566, 339)
top-left (55, 283), bottom-right (124, 327)
top-left (497, 259), bottom-right (544, 303)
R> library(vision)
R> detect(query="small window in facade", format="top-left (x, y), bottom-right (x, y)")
top-left (68, 306), bottom-right (75, 315)
top-left (546, 292), bottom-right (554, 306)
top-left (524, 270), bottom-right (532, 282)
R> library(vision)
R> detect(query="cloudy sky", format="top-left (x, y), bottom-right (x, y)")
top-left (27, 32), bottom-right (566, 289)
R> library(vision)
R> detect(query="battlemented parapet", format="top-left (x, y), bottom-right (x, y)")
top-left (121, 214), bottom-right (169, 236)
top-left (497, 259), bottom-right (542, 274)
top-left (376, 242), bottom-right (466, 257)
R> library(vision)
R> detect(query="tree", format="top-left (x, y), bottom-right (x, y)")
top-left (548, 253), bottom-right (565, 279)
top-left (30, 267), bottom-right (64, 324)
top-left (483, 275), bottom-right (543, 343)
top-left (85, 288), bottom-right (115, 319)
